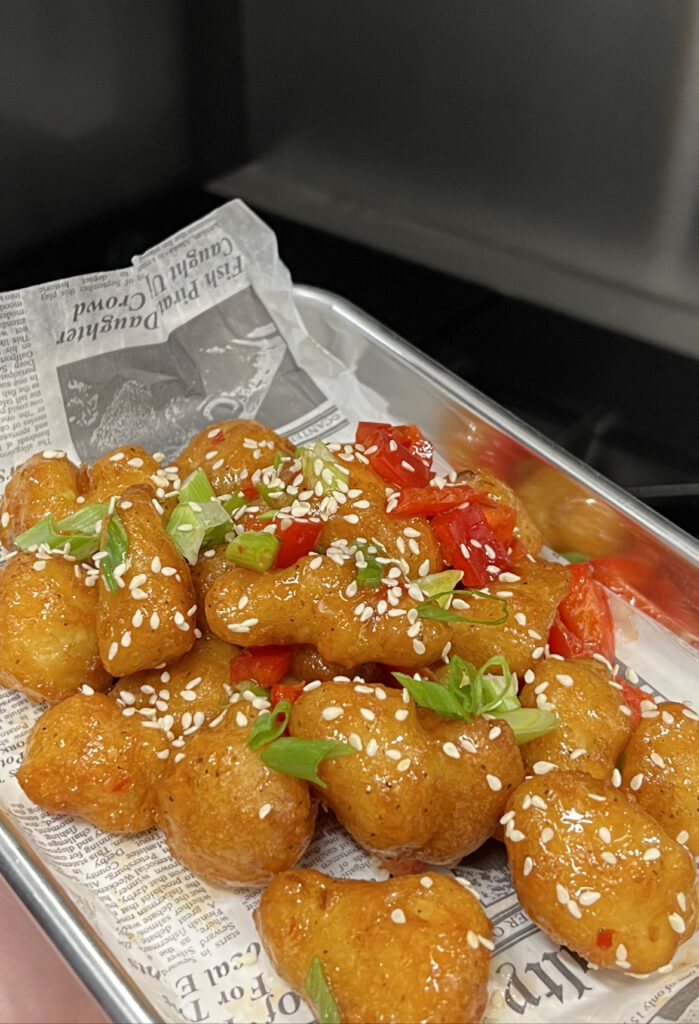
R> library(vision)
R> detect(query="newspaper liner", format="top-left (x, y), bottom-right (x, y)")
top-left (0, 200), bottom-right (697, 1024)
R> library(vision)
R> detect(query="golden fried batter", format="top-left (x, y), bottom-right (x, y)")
top-left (86, 446), bottom-right (163, 504)
top-left (155, 710), bottom-right (316, 886)
top-left (504, 770), bottom-right (698, 974)
top-left (18, 693), bottom-right (169, 832)
top-left (96, 486), bottom-right (196, 675)
top-left (255, 869), bottom-right (492, 1024)
top-left (519, 657), bottom-right (632, 780)
top-left (190, 544), bottom-right (230, 631)
top-left (450, 559), bottom-right (570, 676)
top-left (0, 553), bottom-right (110, 704)
top-left (175, 419), bottom-right (294, 496)
top-left (0, 451), bottom-right (85, 548)
top-left (206, 556), bottom-right (449, 669)
top-left (112, 634), bottom-right (238, 738)
top-left (289, 681), bottom-right (523, 867)
top-left (622, 701), bottom-right (699, 855)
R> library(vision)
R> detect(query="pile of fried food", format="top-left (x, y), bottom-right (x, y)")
top-left (0, 419), bottom-right (697, 1024)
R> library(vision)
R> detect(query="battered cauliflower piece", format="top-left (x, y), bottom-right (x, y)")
top-left (504, 770), bottom-right (698, 974)
top-left (97, 486), bottom-right (196, 675)
top-left (289, 681), bottom-right (523, 867)
top-left (255, 869), bottom-right (492, 1024)
top-left (190, 544), bottom-right (230, 631)
top-left (175, 419), bottom-right (294, 495)
top-left (112, 634), bottom-right (238, 738)
top-left (206, 556), bottom-right (450, 670)
top-left (85, 445), bottom-right (163, 504)
top-left (155, 710), bottom-right (316, 886)
top-left (18, 693), bottom-right (169, 832)
top-left (450, 559), bottom-right (570, 676)
top-left (621, 701), bottom-right (699, 855)
top-left (518, 657), bottom-right (632, 780)
top-left (0, 553), bottom-right (110, 704)
top-left (0, 450), bottom-right (85, 549)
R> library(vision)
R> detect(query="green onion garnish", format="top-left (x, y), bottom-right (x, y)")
top-left (166, 504), bottom-right (206, 565)
top-left (418, 569), bottom-right (463, 606)
top-left (393, 654), bottom-right (559, 744)
top-left (100, 512), bottom-right (129, 594)
top-left (305, 957), bottom-right (341, 1024)
top-left (354, 539), bottom-right (385, 588)
top-left (179, 468), bottom-right (215, 504)
top-left (297, 439), bottom-right (349, 497)
top-left (560, 550), bottom-right (589, 563)
top-left (15, 503), bottom-right (109, 562)
top-left (416, 588), bottom-right (508, 625)
top-left (225, 531), bottom-right (279, 572)
top-left (247, 700), bottom-right (292, 751)
top-left (260, 737), bottom-right (356, 788)
top-left (234, 680), bottom-right (271, 698)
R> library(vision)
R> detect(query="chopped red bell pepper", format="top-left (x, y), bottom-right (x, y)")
top-left (356, 422), bottom-right (432, 488)
top-left (208, 428), bottom-right (225, 445)
top-left (617, 676), bottom-right (654, 730)
top-left (595, 928), bottom-right (615, 950)
top-left (275, 519), bottom-right (323, 569)
top-left (390, 424), bottom-right (434, 471)
top-left (229, 646), bottom-right (294, 688)
top-left (548, 564), bottom-right (615, 664)
top-left (388, 484), bottom-right (487, 518)
top-left (430, 503), bottom-right (511, 588)
top-left (270, 681), bottom-right (306, 706)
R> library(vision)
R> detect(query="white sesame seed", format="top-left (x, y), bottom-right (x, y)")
top-left (348, 733), bottom-right (363, 751)
top-left (466, 930), bottom-right (479, 949)
top-left (303, 680), bottom-right (322, 692)
top-left (478, 935), bottom-right (495, 951)
top-left (541, 828), bottom-right (554, 844)
top-left (258, 803), bottom-right (272, 820)
top-left (322, 706), bottom-right (344, 721)
top-left (611, 768), bottom-right (622, 787)
top-left (650, 752), bottom-right (666, 769)
top-left (486, 774), bottom-right (502, 792)
top-left (668, 913), bottom-right (685, 934)
top-left (567, 900), bottom-right (582, 919)
top-left (533, 760), bottom-right (557, 775)
top-left (235, 711), bottom-right (248, 728)
top-left (601, 852), bottom-right (618, 866)
top-left (108, 641), bottom-right (119, 660)
top-left (523, 856), bottom-right (534, 876)
top-left (531, 795), bottom-right (548, 810)
top-left (643, 848), bottom-right (661, 862)
top-left (616, 943), bottom-right (628, 962)
top-left (397, 758), bottom-right (411, 772)
top-left (598, 826), bottom-right (612, 844)
top-left (489, 726), bottom-right (502, 740)
top-left (391, 908), bottom-right (406, 924)
top-left (579, 891), bottom-right (601, 906)
top-left (360, 707), bottom-right (376, 722)
top-left (443, 742), bottom-right (461, 760)
top-left (155, 748), bottom-right (170, 760)
top-left (0, 512), bottom-right (9, 529)
top-left (420, 876), bottom-right (433, 889)
top-left (394, 708), bottom-right (409, 722)
top-left (509, 829), bottom-right (526, 843)
top-left (678, 893), bottom-right (687, 912)
top-left (556, 883), bottom-right (569, 904)
top-left (412, 639), bottom-right (426, 656)
top-left (366, 738), bottom-right (379, 757)
top-left (676, 830), bottom-right (690, 845)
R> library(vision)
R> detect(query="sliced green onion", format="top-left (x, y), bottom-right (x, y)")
top-left (297, 439), bottom-right (349, 496)
top-left (477, 655), bottom-right (518, 712)
top-left (492, 708), bottom-right (559, 745)
top-left (248, 700), bottom-right (292, 750)
top-left (260, 737), bottom-right (356, 788)
top-left (560, 550), bottom-right (589, 563)
top-left (166, 504), bottom-right (206, 565)
top-left (392, 672), bottom-right (470, 720)
top-left (226, 531), bottom-right (279, 572)
top-left (179, 468), bottom-right (215, 504)
top-left (417, 588), bottom-right (508, 626)
top-left (222, 492), bottom-right (249, 515)
top-left (354, 540), bottom-right (385, 588)
top-left (418, 569), bottom-right (463, 607)
top-left (100, 512), bottom-right (129, 595)
top-left (15, 515), bottom-right (68, 552)
top-left (15, 504), bottom-right (108, 562)
top-left (305, 957), bottom-right (341, 1024)
top-left (234, 680), bottom-right (271, 698)
top-left (57, 503), bottom-right (109, 533)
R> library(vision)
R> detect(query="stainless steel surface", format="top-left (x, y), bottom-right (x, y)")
top-left (1, 282), bottom-right (697, 1024)
top-left (213, 0), bottom-right (699, 360)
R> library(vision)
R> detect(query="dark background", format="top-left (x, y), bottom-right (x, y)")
top-left (1, 0), bottom-right (697, 536)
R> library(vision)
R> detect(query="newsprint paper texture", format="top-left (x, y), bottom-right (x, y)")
top-left (0, 200), bottom-right (697, 1023)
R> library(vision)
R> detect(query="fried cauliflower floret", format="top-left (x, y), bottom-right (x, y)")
top-left (85, 445), bottom-right (163, 504)
top-left (255, 869), bottom-right (492, 1024)
top-left (518, 657), bottom-right (632, 780)
top-left (622, 701), bottom-right (699, 855)
top-left (450, 559), bottom-right (570, 676)
top-left (112, 634), bottom-right (238, 738)
top-left (155, 710), bottom-right (316, 886)
top-left (206, 556), bottom-right (450, 670)
top-left (0, 553), bottom-right (110, 704)
top-left (18, 694), bottom-right (169, 832)
top-left (190, 544), bottom-right (230, 631)
top-left (289, 681), bottom-right (523, 867)
top-left (175, 420), bottom-right (294, 496)
top-left (0, 451), bottom-right (85, 549)
top-left (504, 771), bottom-right (698, 974)
top-left (97, 486), bottom-right (196, 675)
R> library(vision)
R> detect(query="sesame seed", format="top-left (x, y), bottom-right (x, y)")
top-left (486, 774), bottom-right (502, 792)
top-left (443, 741), bottom-right (461, 760)
top-left (601, 852), bottom-right (618, 866)
top-left (678, 893), bottom-right (687, 912)
top-left (650, 752), bottom-right (666, 769)
top-left (420, 876), bottom-right (433, 889)
top-left (32, 560), bottom-right (46, 571)
top-left (489, 726), bottom-right (502, 740)
top-left (616, 943), bottom-right (628, 962)
top-left (322, 706), bottom-right (344, 721)
top-left (533, 760), bottom-right (557, 775)
top-left (567, 900), bottom-right (582, 919)
top-left (478, 935), bottom-right (495, 951)
top-left (0, 512), bottom-right (9, 528)
top-left (397, 758), bottom-right (411, 772)
top-left (121, 631), bottom-right (132, 648)
top-left (509, 829), bottom-right (526, 842)
top-left (541, 828), bottom-right (554, 843)
top-left (360, 707), bottom-right (376, 722)
top-left (523, 856), bottom-right (534, 876)
top-left (348, 733), bottom-right (363, 751)
top-left (258, 803), bottom-right (272, 820)
top-left (611, 768), bottom-right (622, 787)
top-left (579, 891), bottom-right (601, 906)
top-left (676, 830), bottom-right (690, 845)
top-left (303, 680), bottom-right (322, 692)
top-left (598, 826), bottom-right (611, 844)
top-left (466, 930), bottom-right (479, 949)
top-left (668, 913), bottom-right (685, 934)
top-left (108, 641), bottom-right (119, 660)
top-left (531, 795), bottom-right (548, 811)
top-left (366, 738), bottom-right (379, 757)
top-left (643, 848), bottom-right (661, 862)
top-left (556, 884), bottom-right (569, 904)
top-left (412, 639), bottom-right (426, 655)
top-left (235, 711), bottom-right (248, 727)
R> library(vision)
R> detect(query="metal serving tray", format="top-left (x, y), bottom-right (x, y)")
top-left (1, 283), bottom-right (697, 1023)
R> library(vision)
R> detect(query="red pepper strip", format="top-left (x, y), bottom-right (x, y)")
top-left (356, 422), bottom-right (431, 488)
top-left (388, 484), bottom-right (488, 518)
top-left (548, 564), bottom-right (615, 664)
top-left (270, 681), bottom-right (306, 707)
top-left (275, 519), bottom-right (324, 570)
top-left (617, 676), bottom-right (654, 730)
top-left (481, 504), bottom-right (517, 551)
top-left (430, 503), bottom-right (511, 588)
top-left (229, 646), bottom-right (294, 687)
top-left (390, 424), bottom-right (434, 471)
